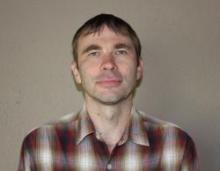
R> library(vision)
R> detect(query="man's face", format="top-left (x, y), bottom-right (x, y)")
top-left (72, 26), bottom-right (143, 105)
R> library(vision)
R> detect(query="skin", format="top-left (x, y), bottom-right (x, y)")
top-left (71, 26), bottom-right (143, 153)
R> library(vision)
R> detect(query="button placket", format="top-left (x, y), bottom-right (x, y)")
top-left (107, 163), bottom-right (112, 170)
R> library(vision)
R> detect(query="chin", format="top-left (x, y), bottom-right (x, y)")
top-left (95, 92), bottom-right (133, 105)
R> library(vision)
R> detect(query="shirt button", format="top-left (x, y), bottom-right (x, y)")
top-left (107, 163), bottom-right (112, 170)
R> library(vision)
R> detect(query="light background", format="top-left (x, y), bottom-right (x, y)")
top-left (0, 0), bottom-right (219, 170)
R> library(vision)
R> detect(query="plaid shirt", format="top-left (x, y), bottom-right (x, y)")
top-left (18, 107), bottom-right (198, 171)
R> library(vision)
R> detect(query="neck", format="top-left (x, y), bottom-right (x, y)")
top-left (85, 95), bottom-right (133, 153)
top-left (85, 94), bottom-right (133, 126)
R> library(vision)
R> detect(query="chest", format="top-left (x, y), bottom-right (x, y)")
top-left (37, 136), bottom-right (166, 171)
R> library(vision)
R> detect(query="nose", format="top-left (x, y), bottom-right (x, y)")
top-left (101, 54), bottom-right (117, 70)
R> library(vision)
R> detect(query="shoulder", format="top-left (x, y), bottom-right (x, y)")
top-left (21, 112), bottom-right (80, 145)
top-left (136, 110), bottom-right (199, 169)
top-left (136, 110), bottom-right (194, 144)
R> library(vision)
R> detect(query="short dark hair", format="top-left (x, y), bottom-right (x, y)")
top-left (72, 13), bottom-right (141, 64)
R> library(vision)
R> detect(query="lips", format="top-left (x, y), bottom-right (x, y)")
top-left (96, 78), bottom-right (122, 87)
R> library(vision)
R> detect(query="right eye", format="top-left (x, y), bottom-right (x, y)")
top-left (88, 50), bottom-right (100, 57)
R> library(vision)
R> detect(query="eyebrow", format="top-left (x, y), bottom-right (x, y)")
top-left (81, 44), bottom-right (101, 55)
top-left (81, 43), bottom-right (133, 55)
top-left (114, 43), bottom-right (133, 50)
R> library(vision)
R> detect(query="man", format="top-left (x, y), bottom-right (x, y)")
top-left (18, 14), bottom-right (198, 170)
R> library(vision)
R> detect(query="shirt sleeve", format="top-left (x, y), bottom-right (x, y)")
top-left (181, 136), bottom-right (199, 171)
top-left (18, 137), bottom-right (33, 171)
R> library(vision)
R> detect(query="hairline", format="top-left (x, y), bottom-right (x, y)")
top-left (72, 14), bottom-right (142, 66)
top-left (73, 25), bottom-right (140, 63)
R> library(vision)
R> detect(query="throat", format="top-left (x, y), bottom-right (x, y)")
top-left (96, 132), bottom-right (120, 154)
top-left (107, 144), bottom-right (116, 154)
top-left (95, 122), bottom-right (129, 154)
top-left (85, 97), bottom-right (133, 153)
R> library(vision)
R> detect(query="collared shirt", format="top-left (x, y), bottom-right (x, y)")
top-left (18, 107), bottom-right (198, 171)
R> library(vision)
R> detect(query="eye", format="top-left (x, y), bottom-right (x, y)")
top-left (114, 49), bottom-right (128, 56)
top-left (88, 50), bottom-right (100, 57)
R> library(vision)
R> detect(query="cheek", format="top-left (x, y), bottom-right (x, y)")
top-left (79, 58), bottom-right (99, 73)
top-left (122, 62), bottom-right (137, 75)
top-left (79, 64), bottom-right (98, 82)
top-left (120, 66), bottom-right (137, 85)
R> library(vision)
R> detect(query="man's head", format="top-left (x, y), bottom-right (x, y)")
top-left (71, 14), bottom-right (143, 105)
top-left (72, 14), bottom-right (142, 65)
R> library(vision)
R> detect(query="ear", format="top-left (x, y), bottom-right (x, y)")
top-left (136, 58), bottom-right (144, 81)
top-left (71, 62), bottom-right (82, 84)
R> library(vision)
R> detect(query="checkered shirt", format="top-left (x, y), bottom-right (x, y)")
top-left (18, 107), bottom-right (198, 171)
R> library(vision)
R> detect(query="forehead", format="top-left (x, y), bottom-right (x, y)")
top-left (78, 26), bottom-right (133, 50)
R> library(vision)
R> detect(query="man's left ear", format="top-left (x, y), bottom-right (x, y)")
top-left (136, 58), bottom-right (144, 80)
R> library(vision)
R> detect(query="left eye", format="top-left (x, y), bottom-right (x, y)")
top-left (115, 49), bottom-right (128, 55)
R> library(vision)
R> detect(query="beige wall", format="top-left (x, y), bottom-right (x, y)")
top-left (0, 0), bottom-right (219, 170)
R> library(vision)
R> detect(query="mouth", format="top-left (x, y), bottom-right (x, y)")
top-left (96, 79), bottom-right (122, 87)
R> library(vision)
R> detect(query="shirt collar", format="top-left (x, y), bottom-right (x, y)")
top-left (76, 105), bottom-right (95, 144)
top-left (76, 105), bottom-right (150, 147)
top-left (129, 107), bottom-right (150, 146)
top-left (116, 107), bottom-right (149, 147)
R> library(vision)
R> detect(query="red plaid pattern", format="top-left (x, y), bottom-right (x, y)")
top-left (18, 107), bottom-right (198, 170)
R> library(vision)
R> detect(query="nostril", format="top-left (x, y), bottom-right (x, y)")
top-left (101, 56), bottom-right (117, 70)
top-left (102, 62), bottom-right (116, 70)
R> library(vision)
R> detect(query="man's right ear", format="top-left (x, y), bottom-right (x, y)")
top-left (71, 62), bottom-right (82, 84)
